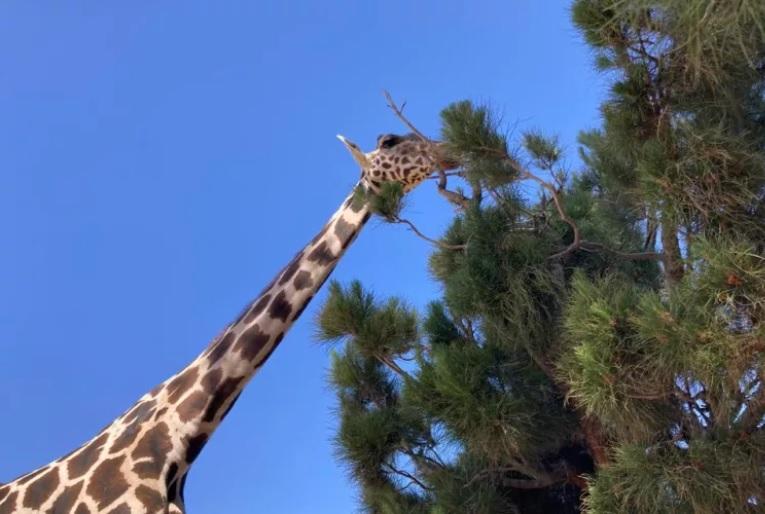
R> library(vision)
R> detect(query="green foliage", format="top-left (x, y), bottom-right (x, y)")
top-left (354, 182), bottom-right (407, 221)
top-left (318, 2), bottom-right (765, 512)
top-left (440, 100), bottom-right (518, 188)
top-left (523, 131), bottom-right (561, 170)
top-left (318, 280), bottom-right (417, 360)
top-left (586, 435), bottom-right (765, 514)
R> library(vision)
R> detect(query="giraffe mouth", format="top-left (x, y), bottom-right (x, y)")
top-left (336, 134), bottom-right (371, 169)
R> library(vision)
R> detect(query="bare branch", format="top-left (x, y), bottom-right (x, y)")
top-left (383, 90), bottom-right (470, 210)
top-left (579, 241), bottom-right (664, 261)
top-left (383, 462), bottom-right (433, 492)
top-left (392, 215), bottom-right (466, 251)
top-left (383, 90), bottom-right (430, 142)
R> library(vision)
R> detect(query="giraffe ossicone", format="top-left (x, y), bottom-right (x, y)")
top-left (0, 132), bottom-right (458, 514)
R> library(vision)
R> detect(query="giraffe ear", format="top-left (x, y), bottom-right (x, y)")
top-left (337, 135), bottom-right (371, 170)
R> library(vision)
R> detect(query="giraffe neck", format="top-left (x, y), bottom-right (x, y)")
top-left (149, 183), bottom-right (372, 468)
top-left (0, 183), bottom-right (374, 514)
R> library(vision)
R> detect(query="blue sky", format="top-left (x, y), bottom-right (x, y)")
top-left (0, 2), bottom-right (603, 512)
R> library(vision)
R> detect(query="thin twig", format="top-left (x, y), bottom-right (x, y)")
top-left (579, 242), bottom-right (664, 261)
top-left (383, 90), bottom-right (470, 210)
top-left (383, 462), bottom-right (433, 492)
top-left (376, 354), bottom-right (414, 381)
top-left (383, 90), bottom-right (430, 142)
top-left (393, 216), bottom-right (466, 251)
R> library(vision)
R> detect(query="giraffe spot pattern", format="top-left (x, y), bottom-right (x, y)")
top-left (178, 474), bottom-right (189, 504)
top-left (220, 392), bottom-right (242, 422)
top-left (205, 331), bottom-right (236, 367)
top-left (23, 466), bottom-right (60, 509)
top-left (204, 377), bottom-right (244, 423)
top-left (0, 486), bottom-right (8, 503)
top-left (135, 484), bottom-right (164, 513)
top-left (310, 224), bottom-right (330, 245)
top-left (201, 368), bottom-right (223, 393)
top-left (123, 399), bottom-right (157, 425)
top-left (349, 196), bottom-right (365, 213)
top-left (334, 217), bottom-right (356, 250)
top-left (177, 391), bottom-right (209, 423)
top-left (253, 332), bottom-right (284, 369)
top-left (293, 270), bottom-right (313, 290)
top-left (278, 251), bottom-right (304, 286)
top-left (235, 323), bottom-right (271, 361)
top-left (86, 455), bottom-right (129, 510)
top-left (306, 241), bottom-right (337, 266)
top-left (166, 367), bottom-right (200, 403)
top-left (49, 480), bottom-right (83, 513)
top-left (0, 491), bottom-right (18, 514)
top-left (242, 294), bottom-right (272, 324)
top-left (69, 433), bottom-right (109, 479)
top-left (74, 503), bottom-right (91, 514)
top-left (267, 290), bottom-right (292, 322)
top-left (15, 467), bottom-right (45, 486)
top-left (164, 463), bottom-right (179, 502)
top-left (291, 295), bottom-right (314, 322)
top-left (185, 434), bottom-right (209, 465)
top-left (105, 503), bottom-right (131, 514)
top-left (131, 423), bottom-right (173, 479)
top-left (109, 422), bottom-right (141, 454)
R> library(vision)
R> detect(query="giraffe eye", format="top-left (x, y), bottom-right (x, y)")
top-left (379, 135), bottom-right (400, 149)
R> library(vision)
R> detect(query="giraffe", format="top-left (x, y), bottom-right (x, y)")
top-left (0, 133), bottom-right (457, 514)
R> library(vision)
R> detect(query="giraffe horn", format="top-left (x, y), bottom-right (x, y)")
top-left (337, 134), bottom-right (371, 170)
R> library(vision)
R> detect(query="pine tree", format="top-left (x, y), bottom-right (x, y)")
top-left (317, 2), bottom-right (765, 512)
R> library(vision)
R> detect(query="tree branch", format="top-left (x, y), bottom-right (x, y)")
top-left (392, 215), bottom-right (466, 251)
top-left (383, 90), bottom-right (470, 210)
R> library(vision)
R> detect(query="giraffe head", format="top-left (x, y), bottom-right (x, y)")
top-left (337, 133), bottom-right (458, 193)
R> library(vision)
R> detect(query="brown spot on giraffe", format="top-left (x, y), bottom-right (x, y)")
top-left (235, 323), bottom-right (271, 361)
top-left (201, 368), bottom-right (223, 393)
top-left (166, 367), bottom-right (200, 403)
top-left (123, 399), bottom-right (157, 425)
top-left (0, 486), bottom-right (8, 504)
top-left (136, 484), bottom-right (165, 512)
top-left (293, 269), bottom-right (314, 290)
top-left (221, 392), bottom-right (242, 421)
top-left (205, 332), bottom-right (236, 367)
top-left (267, 290), bottom-right (293, 322)
top-left (204, 377), bottom-right (244, 423)
top-left (177, 391), bottom-right (209, 423)
top-left (49, 480), bottom-right (84, 513)
top-left (334, 217), bottom-right (356, 250)
top-left (164, 463), bottom-right (179, 499)
top-left (74, 503), bottom-right (91, 514)
top-left (185, 434), bottom-right (209, 464)
top-left (306, 241), bottom-right (336, 266)
top-left (86, 455), bottom-right (130, 510)
top-left (131, 422), bottom-right (173, 479)
top-left (253, 332), bottom-right (284, 369)
top-left (15, 468), bottom-right (44, 486)
top-left (278, 251), bottom-right (304, 285)
top-left (23, 466), bottom-right (60, 509)
top-left (69, 432), bottom-right (109, 479)
top-left (242, 293), bottom-right (272, 324)
top-left (0, 491), bottom-right (18, 514)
